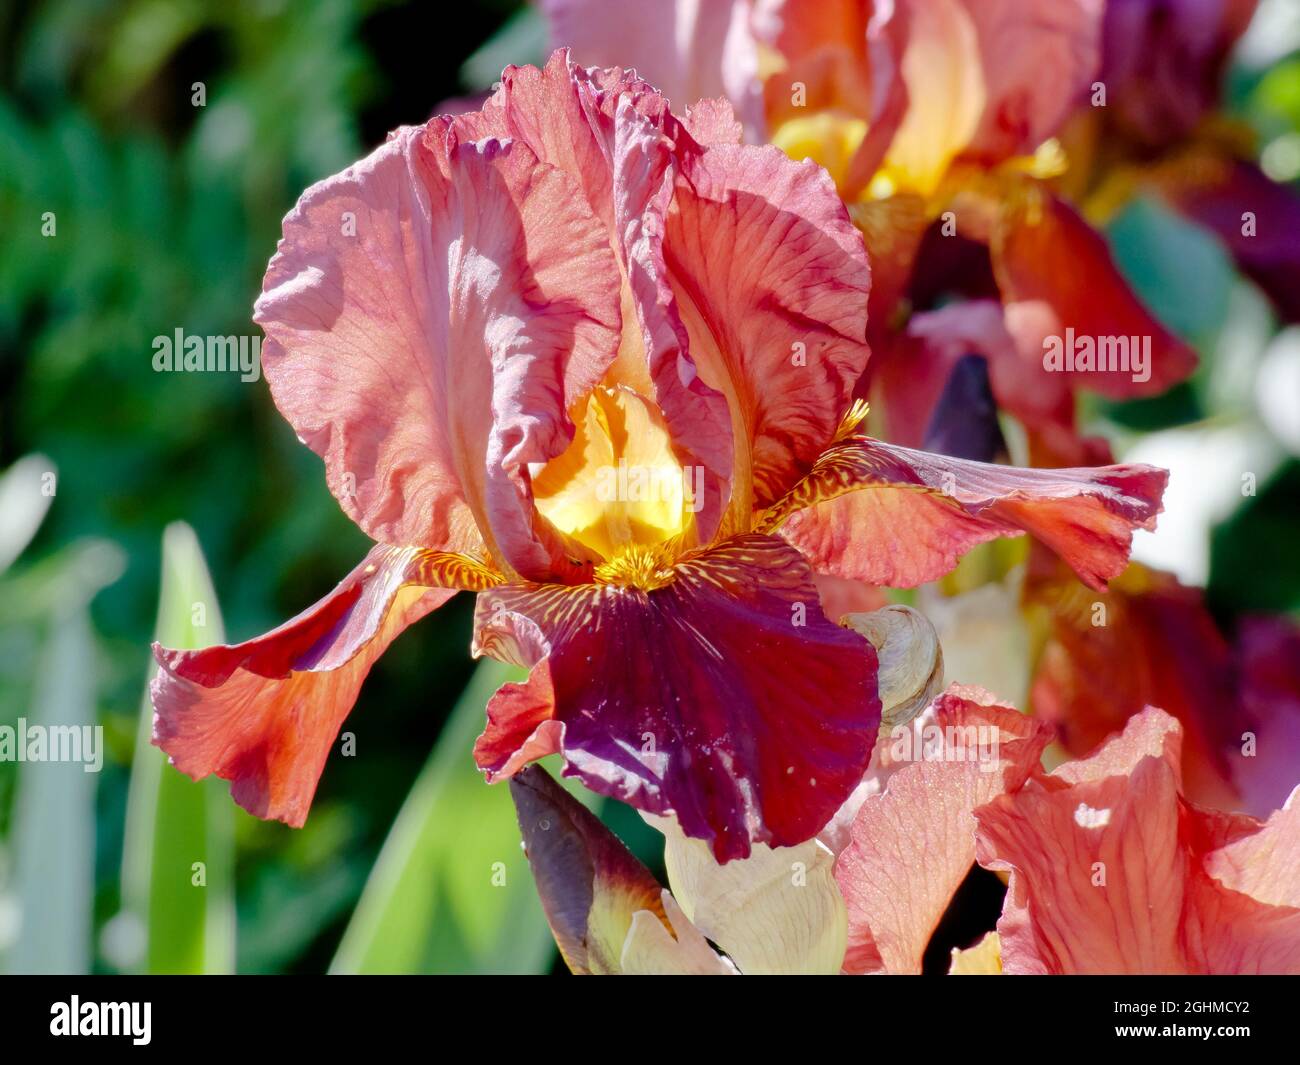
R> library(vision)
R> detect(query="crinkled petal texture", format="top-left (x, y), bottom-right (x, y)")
top-left (155, 53), bottom-right (879, 844)
top-left (474, 534), bottom-right (881, 862)
top-left (458, 50), bottom-right (872, 540)
top-left (151, 547), bottom-right (501, 826)
top-left (975, 708), bottom-right (1300, 975)
top-left (254, 117), bottom-right (622, 578)
top-left (458, 54), bottom-right (739, 538)
top-left (664, 140), bottom-right (873, 518)
top-left (767, 435), bottom-right (1167, 591)
top-left (834, 685), bottom-right (1052, 974)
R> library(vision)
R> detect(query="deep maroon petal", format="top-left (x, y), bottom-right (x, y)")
top-left (475, 534), bottom-right (882, 862)
top-left (509, 763), bottom-right (668, 974)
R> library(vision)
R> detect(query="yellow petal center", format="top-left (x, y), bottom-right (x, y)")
top-left (533, 385), bottom-right (697, 565)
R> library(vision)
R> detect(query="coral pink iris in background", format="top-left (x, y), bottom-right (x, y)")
top-left (150, 52), bottom-right (1166, 862)
top-left (539, 0), bottom-right (1220, 448)
top-left (976, 708), bottom-right (1300, 974)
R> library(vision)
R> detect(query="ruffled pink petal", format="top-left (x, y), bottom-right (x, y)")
top-left (959, 0), bottom-right (1104, 162)
top-left (151, 546), bottom-right (499, 826)
top-left (254, 118), bottom-right (621, 578)
top-left (460, 53), bottom-right (736, 542)
top-left (474, 660), bottom-right (564, 781)
top-left (473, 534), bottom-right (881, 862)
top-left (975, 710), bottom-right (1190, 974)
top-left (993, 189), bottom-right (1198, 399)
top-left (459, 52), bottom-right (872, 531)
top-left (835, 685), bottom-right (1052, 974)
top-left (1204, 787), bottom-right (1300, 909)
top-left (665, 141), bottom-right (873, 514)
top-left (770, 435), bottom-right (1166, 590)
top-left (976, 709), bottom-right (1300, 974)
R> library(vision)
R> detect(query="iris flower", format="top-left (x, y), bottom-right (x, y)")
top-left (542, 0), bottom-right (1202, 451)
top-left (507, 642), bottom-right (1056, 975)
top-left (150, 52), bottom-right (1165, 861)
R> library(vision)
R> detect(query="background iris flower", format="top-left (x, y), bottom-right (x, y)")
top-left (1, 0), bottom-right (1296, 976)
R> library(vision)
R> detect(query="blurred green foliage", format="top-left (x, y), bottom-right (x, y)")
top-left (0, 0), bottom-right (574, 975)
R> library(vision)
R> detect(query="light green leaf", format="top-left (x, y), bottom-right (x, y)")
top-left (116, 522), bottom-right (235, 974)
top-left (7, 609), bottom-right (96, 973)
top-left (331, 657), bottom-right (560, 975)
top-left (0, 454), bottom-right (55, 575)
top-left (4, 538), bottom-right (122, 974)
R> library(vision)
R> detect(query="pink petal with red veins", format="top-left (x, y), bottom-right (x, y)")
top-left (976, 709), bottom-right (1300, 974)
top-left (994, 190), bottom-right (1197, 399)
top-left (473, 534), bottom-right (881, 862)
top-left (959, 0), bottom-right (1104, 162)
top-left (1186, 790), bottom-right (1300, 973)
top-left (151, 546), bottom-right (499, 826)
top-left (682, 97), bottom-right (745, 147)
top-left (770, 435), bottom-right (1166, 591)
top-left (466, 52), bottom-right (874, 535)
top-left (835, 685), bottom-right (1052, 974)
top-left (975, 710), bottom-right (1190, 975)
top-left (1184, 872), bottom-right (1300, 975)
top-left (665, 142), bottom-right (872, 515)
top-left (1204, 787), bottom-right (1300, 909)
top-left (462, 53), bottom-right (736, 542)
top-left (254, 119), bottom-right (620, 578)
